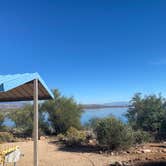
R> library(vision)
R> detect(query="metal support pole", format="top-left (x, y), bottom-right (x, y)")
top-left (33, 79), bottom-right (38, 166)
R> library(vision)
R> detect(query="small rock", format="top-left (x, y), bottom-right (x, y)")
top-left (160, 157), bottom-right (165, 160)
top-left (122, 151), bottom-right (127, 155)
top-left (122, 161), bottom-right (131, 166)
top-left (26, 137), bottom-right (32, 141)
top-left (134, 158), bottom-right (140, 161)
top-left (111, 152), bottom-right (114, 156)
top-left (136, 150), bottom-right (142, 154)
top-left (99, 150), bottom-right (103, 154)
top-left (161, 149), bottom-right (166, 153)
top-left (114, 161), bottom-right (123, 166)
top-left (141, 149), bottom-right (151, 153)
top-left (88, 139), bottom-right (97, 145)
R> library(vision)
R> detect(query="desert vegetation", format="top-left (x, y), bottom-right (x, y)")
top-left (0, 91), bottom-right (166, 146)
top-left (0, 91), bottom-right (166, 165)
top-left (0, 89), bottom-right (83, 142)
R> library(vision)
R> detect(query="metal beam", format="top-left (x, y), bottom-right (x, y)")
top-left (33, 79), bottom-right (38, 166)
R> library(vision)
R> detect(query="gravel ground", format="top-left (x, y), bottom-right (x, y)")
top-left (3, 140), bottom-right (115, 166)
top-left (2, 141), bottom-right (166, 166)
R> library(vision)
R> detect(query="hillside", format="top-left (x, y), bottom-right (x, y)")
top-left (81, 101), bottom-right (129, 109)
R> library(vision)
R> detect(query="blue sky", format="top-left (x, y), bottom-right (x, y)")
top-left (0, 0), bottom-right (166, 104)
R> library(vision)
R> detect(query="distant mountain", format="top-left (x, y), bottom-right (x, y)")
top-left (0, 101), bottom-right (129, 110)
top-left (0, 102), bottom-right (26, 109)
top-left (104, 101), bottom-right (129, 107)
top-left (81, 101), bottom-right (129, 109)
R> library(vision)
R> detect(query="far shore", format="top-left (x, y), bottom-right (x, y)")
top-left (82, 105), bottom-right (129, 110)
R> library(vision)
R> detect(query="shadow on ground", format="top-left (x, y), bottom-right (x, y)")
top-left (150, 144), bottom-right (166, 148)
top-left (136, 161), bottom-right (166, 166)
top-left (49, 141), bottom-right (102, 153)
top-left (58, 145), bottom-right (102, 153)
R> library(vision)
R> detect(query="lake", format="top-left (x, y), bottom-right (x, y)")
top-left (3, 107), bottom-right (128, 127)
top-left (81, 107), bottom-right (128, 124)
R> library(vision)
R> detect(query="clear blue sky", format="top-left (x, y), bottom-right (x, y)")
top-left (0, 0), bottom-right (166, 104)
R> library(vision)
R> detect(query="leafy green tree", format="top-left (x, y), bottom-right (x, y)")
top-left (41, 89), bottom-right (82, 134)
top-left (8, 104), bottom-right (49, 137)
top-left (0, 112), bottom-right (5, 132)
top-left (0, 112), bottom-right (4, 127)
top-left (159, 113), bottom-right (166, 139)
top-left (126, 93), bottom-right (166, 139)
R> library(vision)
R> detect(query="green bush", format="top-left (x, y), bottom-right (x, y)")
top-left (0, 132), bottom-right (15, 143)
top-left (133, 130), bottom-right (152, 144)
top-left (95, 116), bottom-right (134, 150)
top-left (65, 127), bottom-right (86, 146)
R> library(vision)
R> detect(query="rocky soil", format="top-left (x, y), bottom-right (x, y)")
top-left (2, 140), bottom-right (166, 166)
top-left (109, 142), bottom-right (166, 166)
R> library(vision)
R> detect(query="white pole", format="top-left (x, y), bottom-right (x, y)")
top-left (33, 79), bottom-right (38, 166)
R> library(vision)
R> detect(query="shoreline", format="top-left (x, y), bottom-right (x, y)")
top-left (83, 106), bottom-right (129, 110)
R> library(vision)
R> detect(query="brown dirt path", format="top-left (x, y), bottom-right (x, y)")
top-left (3, 141), bottom-right (166, 166)
top-left (3, 140), bottom-right (117, 166)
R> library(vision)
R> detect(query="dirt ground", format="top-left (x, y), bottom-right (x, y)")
top-left (2, 140), bottom-right (166, 166)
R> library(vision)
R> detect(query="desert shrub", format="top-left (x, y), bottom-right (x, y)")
top-left (133, 130), bottom-right (152, 144)
top-left (65, 127), bottom-right (86, 146)
top-left (0, 132), bottom-right (15, 143)
top-left (95, 116), bottom-right (134, 150)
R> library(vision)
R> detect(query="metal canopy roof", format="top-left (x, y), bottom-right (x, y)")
top-left (0, 73), bottom-right (54, 102)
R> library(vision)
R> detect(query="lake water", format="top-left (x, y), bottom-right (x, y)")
top-left (3, 107), bottom-right (128, 127)
top-left (3, 118), bottom-right (15, 127)
top-left (81, 107), bottom-right (128, 124)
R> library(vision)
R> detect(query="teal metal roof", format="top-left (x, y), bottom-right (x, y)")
top-left (0, 73), bottom-right (54, 102)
